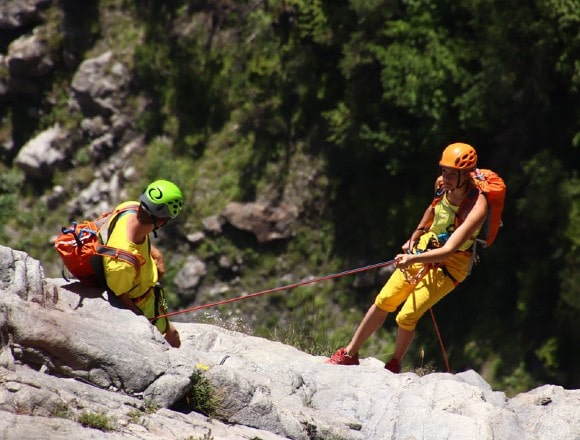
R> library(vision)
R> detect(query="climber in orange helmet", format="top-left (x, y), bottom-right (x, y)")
top-left (326, 143), bottom-right (488, 373)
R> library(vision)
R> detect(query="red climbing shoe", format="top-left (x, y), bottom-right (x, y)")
top-left (325, 348), bottom-right (359, 365)
top-left (385, 358), bottom-right (401, 373)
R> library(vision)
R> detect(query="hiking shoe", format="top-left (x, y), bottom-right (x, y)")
top-left (385, 358), bottom-right (401, 373)
top-left (325, 348), bottom-right (359, 365)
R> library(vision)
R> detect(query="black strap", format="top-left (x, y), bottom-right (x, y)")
top-left (151, 286), bottom-right (160, 325)
top-left (151, 284), bottom-right (168, 330)
top-left (440, 265), bottom-right (458, 284)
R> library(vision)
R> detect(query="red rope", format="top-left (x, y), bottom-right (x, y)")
top-left (154, 257), bottom-right (451, 373)
top-left (153, 259), bottom-right (397, 320)
top-left (429, 308), bottom-right (451, 373)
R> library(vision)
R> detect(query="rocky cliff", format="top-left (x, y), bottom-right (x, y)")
top-left (1, 244), bottom-right (579, 440)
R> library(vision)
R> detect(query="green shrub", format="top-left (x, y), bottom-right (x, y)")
top-left (126, 408), bottom-right (143, 424)
top-left (77, 411), bottom-right (116, 431)
top-left (179, 369), bottom-right (222, 418)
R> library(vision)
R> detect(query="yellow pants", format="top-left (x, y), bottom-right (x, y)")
top-left (374, 264), bottom-right (457, 331)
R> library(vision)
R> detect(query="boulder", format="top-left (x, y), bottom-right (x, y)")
top-left (13, 125), bottom-right (65, 178)
top-left (174, 256), bottom-right (207, 299)
top-left (222, 201), bottom-right (299, 243)
top-left (5, 27), bottom-right (54, 78)
top-left (0, 0), bottom-right (51, 31)
top-left (1, 245), bottom-right (579, 440)
top-left (70, 51), bottom-right (129, 118)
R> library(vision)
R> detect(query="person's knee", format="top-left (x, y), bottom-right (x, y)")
top-left (395, 313), bottom-right (418, 331)
top-left (374, 297), bottom-right (397, 313)
top-left (370, 303), bottom-right (389, 315)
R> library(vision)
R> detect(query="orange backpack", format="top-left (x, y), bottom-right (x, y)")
top-left (468, 168), bottom-right (506, 247)
top-left (54, 204), bottom-right (145, 287)
top-left (432, 168), bottom-right (506, 248)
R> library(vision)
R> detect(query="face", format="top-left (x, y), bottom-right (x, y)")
top-left (440, 166), bottom-right (467, 190)
top-left (137, 206), bottom-right (169, 229)
top-left (137, 206), bottom-right (155, 225)
top-left (154, 217), bottom-right (170, 229)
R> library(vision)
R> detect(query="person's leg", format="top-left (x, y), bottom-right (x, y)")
top-left (384, 327), bottom-right (415, 373)
top-left (347, 267), bottom-right (417, 356)
top-left (326, 306), bottom-right (388, 365)
top-left (327, 269), bottom-right (415, 365)
top-left (391, 327), bottom-right (415, 360)
top-left (345, 304), bottom-right (388, 356)
top-left (387, 266), bottom-right (455, 371)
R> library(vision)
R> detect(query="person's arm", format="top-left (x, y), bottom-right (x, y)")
top-left (401, 177), bottom-right (441, 252)
top-left (151, 245), bottom-right (165, 280)
top-left (104, 258), bottom-right (143, 314)
top-left (402, 204), bottom-right (435, 252)
top-left (116, 292), bottom-right (143, 315)
top-left (163, 321), bottom-right (181, 348)
top-left (396, 193), bottom-right (488, 268)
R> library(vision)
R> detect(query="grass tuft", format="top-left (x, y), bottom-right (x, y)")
top-left (77, 411), bottom-right (116, 431)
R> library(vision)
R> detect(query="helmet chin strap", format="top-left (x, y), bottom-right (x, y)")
top-left (151, 217), bottom-right (171, 238)
top-left (456, 171), bottom-right (470, 189)
top-left (151, 219), bottom-right (164, 238)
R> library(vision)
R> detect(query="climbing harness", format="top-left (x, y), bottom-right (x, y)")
top-left (399, 264), bottom-right (428, 286)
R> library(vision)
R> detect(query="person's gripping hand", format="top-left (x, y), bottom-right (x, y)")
top-left (394, 253), bottom-right (415, 270)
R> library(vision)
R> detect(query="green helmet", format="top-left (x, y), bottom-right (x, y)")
top-left (139, 180), bottom-right (183, 219)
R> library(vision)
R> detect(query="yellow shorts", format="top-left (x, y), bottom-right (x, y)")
top-left (374, 253), bottom-right (471, 331)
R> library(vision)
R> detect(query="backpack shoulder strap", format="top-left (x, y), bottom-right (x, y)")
top-left (430, 177), bottom-right (445, 207)
top-left (93, 203), bottom-right (144, 278)
top-left (94, 244), bottom-right (145, 268)
top-left (98, 203), bottom-right (139, 245)
top-left (456, 187), bottom-right (480, 224)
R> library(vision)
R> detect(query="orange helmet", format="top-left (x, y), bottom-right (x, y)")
top-left (439, 142), bottom-right (477, 170)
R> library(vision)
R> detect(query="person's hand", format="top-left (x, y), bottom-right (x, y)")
top-left (401, 239), bottom-right (414, 253)
top-left (395, 253), bottom-right (415, 270)
top-left (164, 322), bottom-right (181, 348)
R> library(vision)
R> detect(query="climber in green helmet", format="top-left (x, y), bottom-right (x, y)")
top-left (103, 180), bottom-right (184, 348)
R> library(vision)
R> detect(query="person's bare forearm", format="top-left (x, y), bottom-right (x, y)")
top-left (151, 245), bottom-right (165, 279)
top-left (118, 292), bottom-right (142, 315)
top-left (403, 205), bottom-right (434, 251)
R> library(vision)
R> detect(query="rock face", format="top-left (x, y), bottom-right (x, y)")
top-left (13, 125), bottom-right (66, 178)
top-left (1, 244), bottom-right (579, 440)
top-left (222, 201), bottom-right (299, 243)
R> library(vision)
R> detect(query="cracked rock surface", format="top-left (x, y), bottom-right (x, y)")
top-left (1, 245), bottom-right (579, 440)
